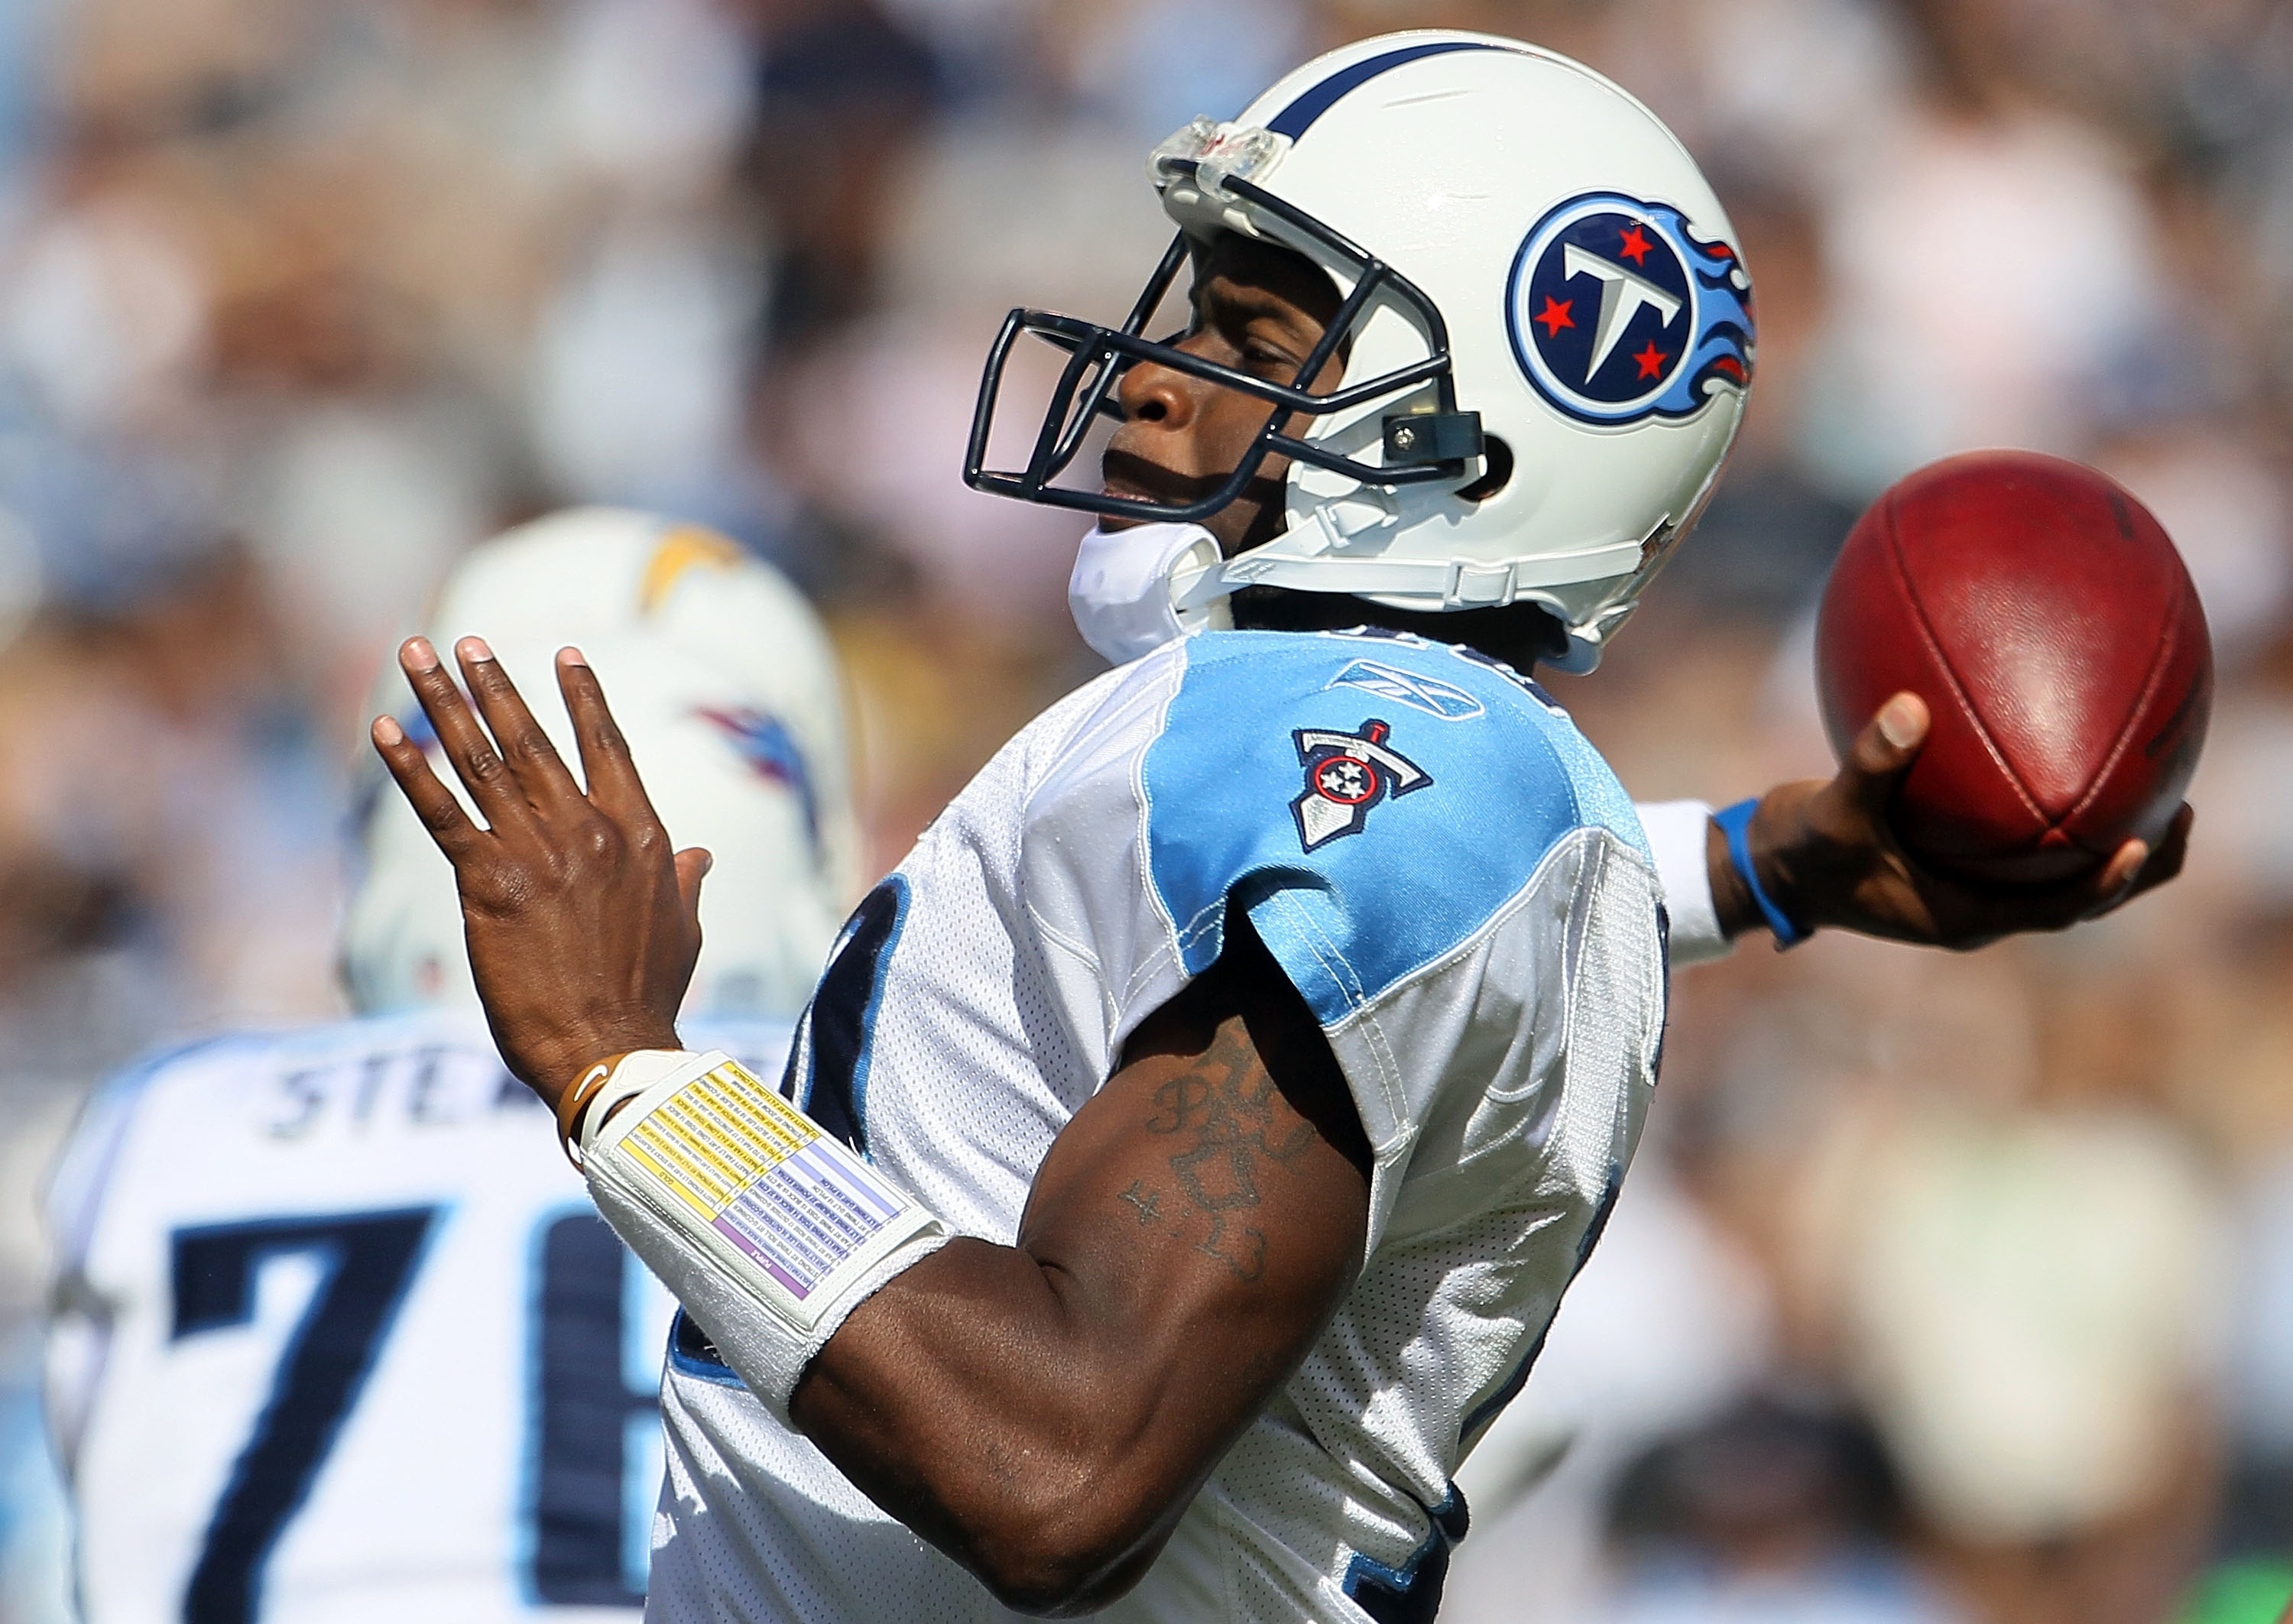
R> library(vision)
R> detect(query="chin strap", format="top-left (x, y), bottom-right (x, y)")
top-left (1092, 501), bottom-right (1645, 671)
top-left (1209, 514), bottom-right (1646, 614)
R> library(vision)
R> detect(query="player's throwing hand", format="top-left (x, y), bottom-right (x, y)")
top-left (370, 635), bottom-right (709, 1106)
top-left (1729, 692), bottom-right (2192, 951)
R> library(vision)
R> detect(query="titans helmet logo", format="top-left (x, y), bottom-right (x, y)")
top-left (1506, 191), bottom-right (1754, 426)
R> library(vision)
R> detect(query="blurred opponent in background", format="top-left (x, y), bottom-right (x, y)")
top-left (44, 507), bottom-right (849, 1622)
top-left (0, 1), bottom-right (2288, 1621)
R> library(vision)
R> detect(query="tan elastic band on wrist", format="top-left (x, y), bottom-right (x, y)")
top-left (556, 1054), bottom-right (632, 1169)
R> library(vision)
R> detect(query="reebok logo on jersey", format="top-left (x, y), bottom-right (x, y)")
top-left (1326, 659), bottom-right (1486, 721)
top-left (1291, 718), bottom-right (1432, 851)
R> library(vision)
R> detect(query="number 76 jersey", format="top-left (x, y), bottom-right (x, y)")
top-left (44, 1009), bottom-right (791, 1624)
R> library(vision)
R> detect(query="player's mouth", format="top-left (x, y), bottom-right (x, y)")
top-left (1098, 447), bottom-right (1292, 553)
top-left (1099, 449), bottom-right (1205, 511)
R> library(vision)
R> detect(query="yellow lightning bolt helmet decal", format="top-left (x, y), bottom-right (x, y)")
top-left (641, 525), bottom-right (744, 616)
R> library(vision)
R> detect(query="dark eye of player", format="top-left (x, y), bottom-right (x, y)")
top-left (1242, 335), bottom-right (1297, 373)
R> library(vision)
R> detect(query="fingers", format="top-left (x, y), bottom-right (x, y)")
top-left (455, 637), bottom-right (582, 809)
top-left (400, 637), bottom-right (533, 830)
top-left (675, 847), bottom-right (713, 929)
top-left (2103, 804), bottom-right (2194, 912)
top-left (2091, 838), bottom-right (2150, 909)
top-left (2065, 803), bottom-right (2194, 923)
top-left (371, 713), bottom-right (480, 856)
top-left (2003, 832), bottom-right (2158, 932)
top-left (2012, 838), bottom-right (2148, 932)
top-left (556, 647), bottom-right (663, 822)
top-left (1837, 692), bottom-right (1930, 818)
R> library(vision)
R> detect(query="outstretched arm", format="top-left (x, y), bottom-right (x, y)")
top-left (371, 635), bottom-right (1372, 1616)
top-left (1714, 692), bottom-right (2190, 951)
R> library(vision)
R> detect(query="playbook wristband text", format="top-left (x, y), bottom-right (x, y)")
top-left (1712, 797), bottom-right (1809, 948)
top-left (581, 1049), bottom-right (947, 1421)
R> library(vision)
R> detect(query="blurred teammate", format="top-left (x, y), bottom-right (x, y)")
top-left (44, 510), bottom-right (858, 1623)
top-left (375, 34), bottom-right (2183, 1624)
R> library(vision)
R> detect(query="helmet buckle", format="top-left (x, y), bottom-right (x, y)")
top-left (1445, 562), bottom-right (1516, 608)
top-left (1298, 490), bottom-right (1396, 556)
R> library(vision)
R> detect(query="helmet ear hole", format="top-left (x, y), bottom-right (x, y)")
top-left (1458, 436), bottom-right (1514, 503)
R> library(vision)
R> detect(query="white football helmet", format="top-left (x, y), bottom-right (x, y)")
top-left (342, 507), bottom-right (863, 1020)
top-left (965, 31), bottom-right (1754, 671)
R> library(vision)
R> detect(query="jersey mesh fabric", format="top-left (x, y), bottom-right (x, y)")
top-left (650, 630), bottom-right (1666, 1624)
top-left (655, 1375), bottom-right (1004, 1622)
top-left (786, 674), bottom-right (1118, 1236)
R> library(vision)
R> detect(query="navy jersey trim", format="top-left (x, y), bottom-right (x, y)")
top-left (665, 1310), bottom-right (748, 1392)
top-left (1341, 1483), bottom-right (1471, 1624)
top-left (786, 877), bottom-right (911, 1157)
top-left (1458, 1160), bottom-right (1627, 1447)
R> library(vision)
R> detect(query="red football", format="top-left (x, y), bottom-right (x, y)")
top-left (1815, 449), bottom-right (2212, 883)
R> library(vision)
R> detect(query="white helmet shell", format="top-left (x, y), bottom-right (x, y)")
top-left (967, 32), bottom-right (1753, 672)
top-left (342, 507), bottom-right (863, 1020)
top-left (1205, 34), bottom-right (1751, 668)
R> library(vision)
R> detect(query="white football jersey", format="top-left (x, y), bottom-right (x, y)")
top-left (46, 1009), bottom-right (791, 1624)
top-left (650, 628), bottom-right (1670, 1623)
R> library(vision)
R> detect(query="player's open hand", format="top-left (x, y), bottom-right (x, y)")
top-left (1736, 692), bottom-right (2191, 951)
top-left (371, 636), bottom-right (708, 1107)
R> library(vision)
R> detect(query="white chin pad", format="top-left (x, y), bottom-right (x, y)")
top-left (583, 1050), bottom-right (947, 1421)
top-left (1068, 521), bottom-right (1228, 665)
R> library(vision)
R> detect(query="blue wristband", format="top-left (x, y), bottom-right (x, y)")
top-left (1712, 797), bottom-right (1808, 948)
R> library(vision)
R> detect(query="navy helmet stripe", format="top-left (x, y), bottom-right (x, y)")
top-left (1263, 40), bottom-right (1509, 139)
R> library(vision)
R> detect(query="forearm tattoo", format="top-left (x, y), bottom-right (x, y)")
top-left (1122, 1022), bottom-right (1319, 1281)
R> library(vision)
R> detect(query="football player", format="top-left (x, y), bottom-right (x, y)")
top-left (371, 34), bottom-right (2184, 1624)
top-left (45, 509), bottom-right (858, 1622)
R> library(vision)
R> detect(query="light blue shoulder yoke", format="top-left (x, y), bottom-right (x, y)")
top-left (1141, 630), bottom-right (1647, 1028)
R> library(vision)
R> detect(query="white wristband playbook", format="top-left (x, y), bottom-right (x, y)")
top-left (578, 1049), bottom-right (949, 1421)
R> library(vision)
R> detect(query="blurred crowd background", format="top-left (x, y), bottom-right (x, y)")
top-left (0, 0), bottom-right (2287, 1619)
